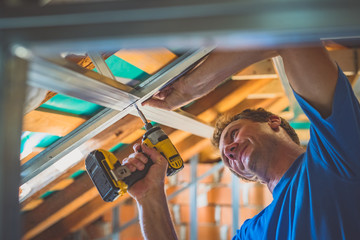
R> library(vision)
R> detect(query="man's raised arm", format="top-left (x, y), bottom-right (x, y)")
top-left (143, 43), bottom-right (338, 118)
top-left (279, 45), bottom-right (338, 118)
top-left (143, 49), bottom-right (277, 110)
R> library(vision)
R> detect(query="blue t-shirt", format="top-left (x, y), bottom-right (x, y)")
top-left (234, 68), bottom-right (360, 240)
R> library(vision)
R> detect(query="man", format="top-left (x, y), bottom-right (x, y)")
top-left (122, 44), bottom-right (360, 239)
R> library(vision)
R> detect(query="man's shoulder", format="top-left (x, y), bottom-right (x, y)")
top-left (237, 204), bottom-right (271, 238)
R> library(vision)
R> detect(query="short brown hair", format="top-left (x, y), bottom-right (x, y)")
top-left (212, 108), bottom-right (300, 148)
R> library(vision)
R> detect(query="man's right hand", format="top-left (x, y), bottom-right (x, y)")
top-left (122, 143), bottom-right (168, 201)
top-left (123, 143), bottom-right (179, 240)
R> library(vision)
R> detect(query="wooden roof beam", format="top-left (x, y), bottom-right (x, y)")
top-left (23, 108), bottom-right (88, 136)
top-left (22, 173), bottom-right (97, 240)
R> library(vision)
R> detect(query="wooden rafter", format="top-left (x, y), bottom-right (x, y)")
top-left (23, 109), bottom-right (88, 136)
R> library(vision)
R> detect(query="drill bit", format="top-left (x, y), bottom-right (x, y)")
top-left (134, 104), bottom-right (148, 123)
top-left (134, 104), bottom-right (153, 130)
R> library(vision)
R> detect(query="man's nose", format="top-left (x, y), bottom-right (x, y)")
top-left (224, 143), bottom-right (237, 160)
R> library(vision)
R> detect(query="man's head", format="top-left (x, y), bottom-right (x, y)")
top-left (212, 108), bottom-right (300, 182)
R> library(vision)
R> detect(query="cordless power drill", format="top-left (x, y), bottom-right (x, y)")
top-left (85, 105), bottom-right (184, 202)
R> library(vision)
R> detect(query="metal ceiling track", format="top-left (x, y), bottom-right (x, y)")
top-left (21, 47), bottom-right (214, 191)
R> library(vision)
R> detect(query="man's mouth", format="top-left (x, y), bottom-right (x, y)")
top-left (239, 143), bottom-right (248, 165)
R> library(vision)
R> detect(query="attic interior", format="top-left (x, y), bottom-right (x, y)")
top-left (1, 1), bottom-right (360, 240)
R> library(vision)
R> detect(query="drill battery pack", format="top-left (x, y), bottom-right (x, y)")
top-left (85, 149), bottom-right (128, 202)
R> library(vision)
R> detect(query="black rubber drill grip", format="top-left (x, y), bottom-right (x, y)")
top-left (122, 157), bottom-right (153, 188)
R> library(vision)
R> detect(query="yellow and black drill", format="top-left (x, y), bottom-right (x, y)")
top-left (85, 105), bottom-right (184, 202)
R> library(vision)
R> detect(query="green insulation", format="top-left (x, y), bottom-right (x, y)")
top-left (290, 121), bottom-right (311, 129)
top-left (69, 170), bottom-right (86, 179)
top-left (40, 190), bottom-right (57, 199)
top-left (40, 94), bottom-right (103, 116)
top-left (102, 55), bottom-right (150, 81)
top-left (109, 142), bottom-right (128, 153)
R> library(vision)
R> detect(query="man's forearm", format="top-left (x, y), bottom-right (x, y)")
top-left (188, 49), bottom-right (279, 99)
top-left (136, 189), bottom-right (178, 240)
top-left (143, 48), bottom-right (279, 110)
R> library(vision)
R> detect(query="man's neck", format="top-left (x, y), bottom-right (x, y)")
top-left (266, 144), bottom-right (305, 193)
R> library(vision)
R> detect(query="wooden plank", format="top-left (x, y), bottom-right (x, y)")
top-left (232, 59), bottom-right (277, 80)
top-left (168, 130), bottom-right (192, 145)
top-left (114, 48), bottom-right (177, 75)
top-left (39, 91), bottom-right (57, 106)
top-left (86, 114), bottom-right (143, 151)
top-left (64, 51), bottom-right (116, 70)
top-left (214, 79), bottom-right (273, 113)
top-left (185, 80), bottom-right (247, 116)
top-left (183, 78), bottom-right (272, 123)
top-left (247, 78), bottom-right (284, 99)
top-left (120, 128), bottom-right (146, 144)
top-left (20, 147), bottom-right (45, 165)
top-left (21, 179), bottom-right (75, 213)
top-left (176, 135), bottom-right (212, 162)
top-left (23, 109), bottom-right (87, 136)
top-left (199, 144), bottom-right (221, 163)
top-left (265, 97), bottom-right (290, 115)
top-left (21, 199), bottom-right (44, 212)
top-left (51, 179), bottom-right (74, 191)
top-left (296, 129), bottom-right (310, 143)
top-left (20, 161), bottom-right (85, 209)
top-left (34, 195), bottom-right (131, 240)
top-left (22, 173), bottom-right (97, 240)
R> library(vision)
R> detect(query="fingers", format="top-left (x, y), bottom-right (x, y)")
top-left (133, 143), bottom-right (141, 152)
top-left (141, 98), bottom-right (172, 110)
top-left (141, 86), bottom-right (174, 110)
top-left (151, 86), bottom-right (173, 100)
top-left (123, 143), bottom-right (168, 174)
top-left (122, 152), bottom-right (149, 172)
top-left (156, 87), bottom-right (173, 99)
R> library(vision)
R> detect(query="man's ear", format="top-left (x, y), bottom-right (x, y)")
top-left (268, 115), bottom-right (281, 130)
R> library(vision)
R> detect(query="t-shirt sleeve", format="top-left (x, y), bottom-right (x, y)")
top-left (293, 67), bottom-right (360, 180)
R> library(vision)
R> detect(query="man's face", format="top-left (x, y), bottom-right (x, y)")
top-left (219, 118), bottom-right (276, 181)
